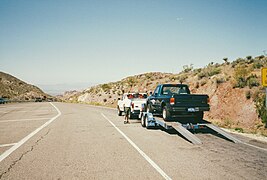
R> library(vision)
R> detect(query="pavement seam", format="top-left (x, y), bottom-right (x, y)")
top-left (0, 129), bottom-right (50, 179)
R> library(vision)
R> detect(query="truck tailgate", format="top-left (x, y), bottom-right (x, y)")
top-left (173, 94), bottom-right (209, 107)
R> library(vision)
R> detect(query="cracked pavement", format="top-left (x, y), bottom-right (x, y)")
top-left (0, 102), bottom-right (267, 179)
top-left (0, 129), bottom-right (50, 179)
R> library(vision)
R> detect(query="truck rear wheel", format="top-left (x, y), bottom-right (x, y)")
top-left (162, 106), bottom-right (171, 121)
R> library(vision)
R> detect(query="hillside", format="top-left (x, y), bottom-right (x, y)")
top-left (0, 71), bottom-right (50, 101)
top-left (63, 55), bottom-right (267, 135)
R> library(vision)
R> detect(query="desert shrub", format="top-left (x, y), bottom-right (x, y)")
top-left (193, 68), bottom-right (201, 75)
top-left (208, 67), bottom-right (221, 76)
top-left (223, 58), bottom-right (228, 63)
top-left (216, 77), bottom-right (225, 84)
top-left (231, 58), bottom-right (246, 68)
top-left (197, 65), bottom-right (221, 79)
top-left (145, 73), bottom-right (152, 79)
top-left (253, 62), bottom-right (263, 69)
top-left (247, 74), bottom-right (260, 88)
top-left (233, 65), bottom-right (249, 88)
top-left (177, 75), bottom-right (187, 84)
top-left (87, 88), bottom-right (94, 93)
top-left (127, 77), bottom-right (137, 86)
top-left (103, 98), bottom-right (107, 102)
top-left (197, 71), bottom-right (206, 79)
top-left (234, 127), bottom-right (244, 133)
top-left (182, 64), bottom-right (193, 73)
top-left (254, 93), bottom-right (267, 126)
top-left (169, 75), bottom-right (177, 81)
top-left (101, 84), bottom-right (111, 92)
top-left (245, 91), bottom-right (251, 99)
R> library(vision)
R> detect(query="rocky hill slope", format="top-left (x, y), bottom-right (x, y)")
top-left (0, 71), bottom-right (50, 101)
top-left (63, 55), bottom-right (267, 135)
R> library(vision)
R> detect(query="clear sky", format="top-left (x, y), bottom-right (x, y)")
top-left (0, 0), bottom-right (267, 87)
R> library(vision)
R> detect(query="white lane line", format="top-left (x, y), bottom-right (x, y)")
top-left (101, 113), bottom-right (172, 180)
top-left (0, 143), bottom-right (17, 148)
top-left (0, 118), bottom-right (51, 123)
top-left (0, 110), bottom-right (53, 113)
top-left (0, 102), bottom-right (61, 162)
top-left (242, 142), bottom-right (267, 152)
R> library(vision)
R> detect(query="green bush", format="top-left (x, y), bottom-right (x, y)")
top-left (254, 93), bottom-right (267, 126)
top-left (247, 75), bottom-right (259, 88)
top-left (234, 127), bottom-right (244, 133)
top-left (101, 84), bottom-right (111, 92)
top-left (197, 65), bottom-right (221, 79)
top-left (216, 77), bottom-right (225, 84)
top-left (231, 58), bottom-right (246, 68)
top-left (253, 62), bottom-right (263, 69)
top-left (177, 75), bottom-right (187, 83)
top-left (233, 65), bottom-right (249, 88)
top-left (182, 64), bottom-right (193, 73)
top-left (197, 71), bottom-right (207, 79)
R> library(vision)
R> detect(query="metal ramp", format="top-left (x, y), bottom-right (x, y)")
top-left (203, 123), bottom-right (242, 143)
top-left (168, 122), bottom-right (202, 145)
top-left (154, 118), bottom-right (241, 145)
top-left (141, 112), bottom-right (241, 145)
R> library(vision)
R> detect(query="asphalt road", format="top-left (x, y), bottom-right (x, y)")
top-left (0, 102), bottom-right (266, 180)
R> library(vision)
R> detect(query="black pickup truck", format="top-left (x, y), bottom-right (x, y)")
top-left (146, 84), bottom-right (210, 121)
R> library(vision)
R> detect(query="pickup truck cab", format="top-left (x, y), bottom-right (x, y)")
top-left (147, 84), bottom-right (210, 121)
top-left (117, 93), bottom-right (148, 119)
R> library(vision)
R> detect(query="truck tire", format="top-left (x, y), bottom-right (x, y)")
top-left (117, 107), bottom-right (122, 116)
top-left (141, 114), bottom-right (146, 127)
top-left (162, 106), bottom-right (171, 121)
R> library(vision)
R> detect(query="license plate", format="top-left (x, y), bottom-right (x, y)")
top-left (188, 108), bottom-right (195, 112)
top-left (188, 107), bottom-right (199, 112)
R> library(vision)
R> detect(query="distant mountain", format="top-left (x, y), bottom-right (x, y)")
top-left (63, 55), bottom-right (267, 135)
top-left (38, 82), bottom-right (96, 96)
top-left (0, 71), bottom-right (51, 101)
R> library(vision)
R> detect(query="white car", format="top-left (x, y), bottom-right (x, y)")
top-left (117, 93), bottom-right (148, 119)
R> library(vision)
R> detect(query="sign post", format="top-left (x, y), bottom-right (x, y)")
top-left (261, 68), bottom-right (267, 108)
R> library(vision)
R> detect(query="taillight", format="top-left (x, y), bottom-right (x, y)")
top-left (207, 98), bottom-right (210, 103)
top-left (170, 98), bottom-right (175, 105)
top-left (132, 103), bottom-right (134, 108)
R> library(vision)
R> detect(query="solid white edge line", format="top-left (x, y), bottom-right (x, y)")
top-left (101, 113), bottom-right (172, 180)
top-left (241, 142), bottom-right (267, 152)
top-left (0, 102), bottom-right (61, 162)
top-left (0, 118), bottom-right (51, 123)
top-left (0, 143), bottom-right (17, 148)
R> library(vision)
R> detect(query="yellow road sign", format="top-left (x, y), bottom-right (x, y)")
top-left (261, 68), bottom-right (267, 86)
